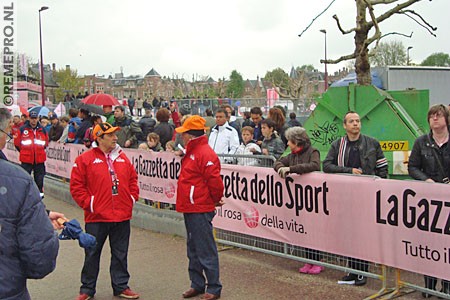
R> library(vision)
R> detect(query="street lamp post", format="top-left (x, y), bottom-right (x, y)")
top-left (407, 46), bottom-right (413, 66)
top-left (39, 6), bottom-right (49, 106)
top-left (320, 29), bottom-right (328, 91)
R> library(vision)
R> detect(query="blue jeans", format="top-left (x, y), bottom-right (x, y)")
top-left (184, 212), bottom-right (222, 296)
top-left (80, 221), bottom-right (131, 296)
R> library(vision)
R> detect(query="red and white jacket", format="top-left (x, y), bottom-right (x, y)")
top-left (11, 121), bottom-right (24, 149)
top-left (17, 122), bottom-right (48, 164)
top-left (176, 135), bottom-right (224, 213)
top-left (70, 144), bottom-right (139, 223)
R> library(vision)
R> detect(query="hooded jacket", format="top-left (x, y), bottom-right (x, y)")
top-left (70, 144), bottom-right (139, 223)
top-left (176, 135), bottom-right (224, 213)
top-left (0, 159), bottom-right (59, 299)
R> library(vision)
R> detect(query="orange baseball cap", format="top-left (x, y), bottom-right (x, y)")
top-left (92, 122), bottom-right (120, 140)
top-left (175, 115), bottom-right (209, 133)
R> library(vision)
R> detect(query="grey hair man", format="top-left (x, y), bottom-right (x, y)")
top-left (0, 107), bottom-right (59, 299)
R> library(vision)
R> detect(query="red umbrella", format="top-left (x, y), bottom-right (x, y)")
top-left (81, 93), bottom-right (120, 106)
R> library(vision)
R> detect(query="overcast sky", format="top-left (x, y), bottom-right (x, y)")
top-left (16, 0), bottom-right (449, 81)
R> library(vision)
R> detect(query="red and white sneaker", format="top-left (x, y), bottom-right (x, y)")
top-left (118, 288), bottom-right (140, 299)
top-left (75, 294), bottom-right (92, 300)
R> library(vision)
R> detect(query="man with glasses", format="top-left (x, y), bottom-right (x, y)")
top-left (408, 104), bottom-right (450, 297)
top-left (17, 110), bottom-right (48, 195)
top-left (0, 107), bottom-right (60, 299)
top-left (70, 122), bottom-right (140, 300)
top-left (0, 122), bottom-right (12, 160)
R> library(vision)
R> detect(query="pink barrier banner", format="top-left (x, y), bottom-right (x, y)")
top-left (216, 164), bottom-right (450, 281)
top-left (45, 143), bottom-right (85, 178)
top-left (3, 143), bottom-right (449, 280)
top-left (124, 149), bottom-right (181, 204)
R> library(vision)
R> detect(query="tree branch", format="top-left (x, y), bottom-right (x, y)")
top-left (321, 53), bottom-right (357, 64)
top-left (369, 0), bottom-right (398, 5)
top-left (379, 31), bottom-right (413, 39)
top-left (364, 0), bottom-right (382, 50)
top-left (298, 0), bottom-right (337, 37)
top-left (400, 9), bottom-right (437, 37)
top-left (372, 0), bottom-right (420, 25)
top-left (332, 14), bottom-right (355, 35)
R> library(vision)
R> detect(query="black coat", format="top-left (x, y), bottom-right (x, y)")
top-left (49, 123), bottom-right (64, 142)
top-left (154, 122), bottom-right (174, 150)
top-left (408, 131), bottom-right (450, 182)
top-left (138, 116), bottom-right (156, 139)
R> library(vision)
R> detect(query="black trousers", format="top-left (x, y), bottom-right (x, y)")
top-left (21, 162), bottom-right (46, 193)
top-left (80, 221), bottom-right (131, 296)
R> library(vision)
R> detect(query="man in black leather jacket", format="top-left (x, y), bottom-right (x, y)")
top-left (323, 111), bottom-right (388, 286)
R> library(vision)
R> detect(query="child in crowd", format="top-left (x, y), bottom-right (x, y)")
top-left (58, 116), bottom-right (70, 143)
top-left (165, 140), bottom-right (176, 152)
top-left (139, 132), bottom-right (163, 152)
top-left (40, 116), bottom-right (51, 133)
top-left (235, 126), bottom-right (261, 166)
top-left (251, 119), bottom-right (285, 159)
top-left (83, 115), bottom-right (103, 148)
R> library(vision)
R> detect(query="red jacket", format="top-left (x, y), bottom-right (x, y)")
top-left (17, 122), bottom-right (48, 164)
top-left (70, 145), bottom-right (139, 223)
top-left (176, 135), bottom-right (224, 213)
top-left (11, 121), bottom-right (23, 149)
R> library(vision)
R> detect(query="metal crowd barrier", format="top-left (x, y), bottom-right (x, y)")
top-left (44, 152), bottom-right (449, 299)
top-left (217, 153), bottom-right (277, 168)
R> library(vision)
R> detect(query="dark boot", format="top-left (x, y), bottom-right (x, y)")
top-left (422, 276), bottom-right (438, 298)
top-left (439, 280), bottom-right (450, 299)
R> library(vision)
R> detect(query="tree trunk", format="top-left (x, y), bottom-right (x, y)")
top-left (291, 98), bottom-right (300, 114)
top-left (355, 0), bottom-right (372, 85)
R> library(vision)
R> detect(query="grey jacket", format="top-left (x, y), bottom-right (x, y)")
top-left (257, 132), bottom-right (285, 160)
top-left (323, 134), bottom-right (388, 178)
top-left (0, 160), bottom-right (59, 299)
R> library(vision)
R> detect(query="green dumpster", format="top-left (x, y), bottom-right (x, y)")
top-left (302, 84), bottom-right (430, 179)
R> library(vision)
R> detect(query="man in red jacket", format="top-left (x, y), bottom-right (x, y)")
top-left (17, 110), bottom-right (48, 194)
top-left (70, 122), bottom-right (140, 300)
top-left (175, 115), bottom-right (224, 300)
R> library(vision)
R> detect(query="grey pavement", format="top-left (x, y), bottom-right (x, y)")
top-left (27, 194), bottom-right (423, 300)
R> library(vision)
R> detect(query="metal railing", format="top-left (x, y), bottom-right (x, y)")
top-left (217, 153), bottom-right (276, 168)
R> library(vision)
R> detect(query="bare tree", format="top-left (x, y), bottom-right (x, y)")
top-left (302, 0), bottom-right (437, 85)
top-left (265, 67), bottom-right (310, 113)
